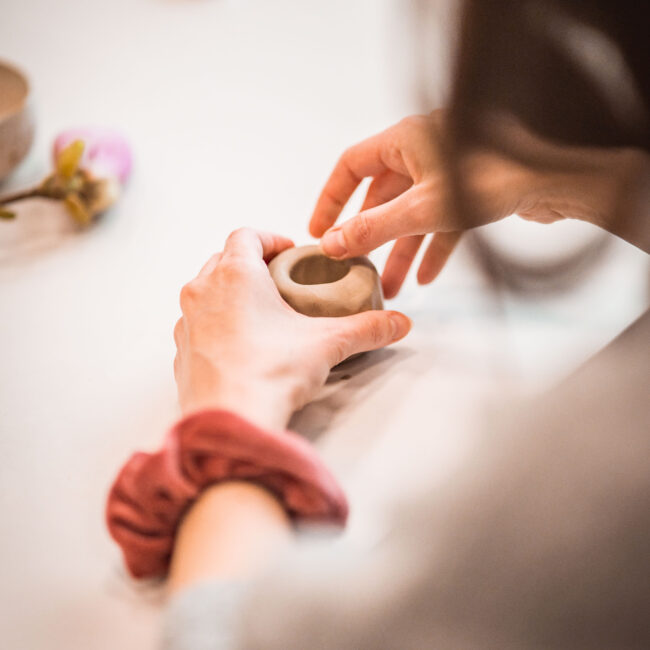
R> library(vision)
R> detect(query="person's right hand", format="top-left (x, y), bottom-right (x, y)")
top-left (309, 111), bottom-right (644, 297)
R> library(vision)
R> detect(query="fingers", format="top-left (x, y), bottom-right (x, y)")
top-left (194, 229), bottom-right (293, 285)
top-left (322, 310), bottom-right (412, 366)
top-left (362, 173), bottom-right (415, 299)
top-left (381, 235), bottom-right (425, 299)
top-left (310, 114), bottom-right (443, 240)
top-left (417, 231), bottom-right (462, 284)
top-left (223, 228), bottom-right (294, 263)
top-left (361, 171), bottom-right (412, 211)
top-left (309, 129), bottom-right (409, 238)
top-left (320, 185), bottom-right (434, 259)
top-left (381, 231), bottom-right (462, 298)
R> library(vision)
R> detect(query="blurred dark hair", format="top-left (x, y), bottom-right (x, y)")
top-left (440, 0), bottom-right (649, 292)
top-left (450, 0), bottom-right (649, 154)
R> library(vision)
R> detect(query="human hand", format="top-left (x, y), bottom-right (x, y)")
top-left (310, 111), bottom-right (643, 297)
top-left (174, 228), bottom-right (411, 430)
top-left (310, 112), bottom-right (479, 298)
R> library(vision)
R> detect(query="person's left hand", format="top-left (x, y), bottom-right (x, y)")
top-left (173, 228), bottom-right (411, 431)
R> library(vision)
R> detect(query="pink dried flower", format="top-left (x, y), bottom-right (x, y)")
top-left (53, 127), bottom-right (132, 185)
top-left (1, 127), bottom-right (132, 225)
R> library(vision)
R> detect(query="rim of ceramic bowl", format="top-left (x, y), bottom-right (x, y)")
top-left (0, 59), bottom-right (31, 123)
top-left (269, 245), bottom-right (383, 317)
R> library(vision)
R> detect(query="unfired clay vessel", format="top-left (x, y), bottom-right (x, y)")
top-left (0, 61), bottom-right (34, 181)
top-left (269, 245), bottom-right (383, 317)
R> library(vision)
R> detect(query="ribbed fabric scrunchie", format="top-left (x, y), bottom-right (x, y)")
top-left (106, 410), bottom-right (348, 578)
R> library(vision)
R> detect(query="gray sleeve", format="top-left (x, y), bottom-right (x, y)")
top-left (162, 581), bottom-right (249, 650)
top-left (162, 311), bottom-right (650, 650)
top-left (233, 312), bottom-right (650, 650)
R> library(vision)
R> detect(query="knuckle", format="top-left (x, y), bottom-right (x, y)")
top-left (327, 334), bottom-right (349, 366)
top-left (399, 114), bottom-right (429, 133)
top-left (397, 115), bottom-right (415, 131)
top-left (221, 255), bottom-right (255, 278)
top-left (230, 226), bottom-right (252, 239)
top-left (322, 185), bottom-right (345, 210)
top-left (224, 227), bottom-right (255, 251)
top-left (179, 281), bottom-right (201, 312)
top-left (320, 323), bottom-right (349, 366)
top-left (339, 150), bottom-right (361, 183)
top-left (339, 146), bottom-right (355, 164)
top-left (409, 190), bottom-right (436, 228)
top-left (382, 140), bottom-right (404, 172)
top-left (173, 318), bottom-right (184, 345)
top-left (349, 214), bottom-right (372, 247)
top-left (219, 256), bottom-right (240, 273)
top-left (393, 248), bottom-right (415, 265)
top-left (366, 317), bottom-right (388, 346)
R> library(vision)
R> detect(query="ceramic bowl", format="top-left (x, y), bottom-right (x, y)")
top-left (0, 60), bottom-right (34, 181)
top-left (268, 245), bottom-right (383, 317)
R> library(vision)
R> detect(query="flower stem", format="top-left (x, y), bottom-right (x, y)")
top-left (0, 186), bottom-right (44, 206)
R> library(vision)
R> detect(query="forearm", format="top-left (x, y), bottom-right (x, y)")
top-left (168, 481), bottom-right (292, 594)
top-left (565, 146), bottom-right (650, 253)
top-left (519, 136), bottom-right (650, 252)
top-left (168, 379), bottom-right (297, 595)
top-left (601, 149), bottom-right (650, 253)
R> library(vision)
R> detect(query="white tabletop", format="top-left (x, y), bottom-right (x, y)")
top-left (1, 1), bottom-right (648, 648)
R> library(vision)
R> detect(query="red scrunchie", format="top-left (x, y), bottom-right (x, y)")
top-left (106, 410), bottom-right (348, 578)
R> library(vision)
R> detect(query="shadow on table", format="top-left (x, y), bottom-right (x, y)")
top-left (290, 346), bottom-right (417, 442)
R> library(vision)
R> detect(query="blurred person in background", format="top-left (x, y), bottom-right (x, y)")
top-left (107, 1), bottom-right (649, 648)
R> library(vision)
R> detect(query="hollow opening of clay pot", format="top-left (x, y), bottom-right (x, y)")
top-left (0, 63), bottom-right (29, 120)
top-left (289, 254), bottom-right (351, 285)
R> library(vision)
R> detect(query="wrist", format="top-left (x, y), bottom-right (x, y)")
top-left (180, 376), bottom-right (296, 431)
top-left (521, 147), bottom-right (649, 233)
top-left (593, 149), bottom-right (650, 252)
top-left (107, 404), bottom-right (349, 578)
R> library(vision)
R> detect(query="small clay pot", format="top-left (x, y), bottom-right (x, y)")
top-left (0, 60), bottom-right (34, 181)
top-left (269, 245), bottom-right (383, 317)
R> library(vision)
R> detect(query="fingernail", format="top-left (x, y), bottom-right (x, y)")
top-left (321, 228), bottom-right (347, 258)
top-left (389, 313), bottom-right (411, 341)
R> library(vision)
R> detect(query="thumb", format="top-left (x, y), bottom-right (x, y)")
top-left (323, 310), bottom-right (412, 366)
top-left (320, 186), bottom-right (432, 259)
